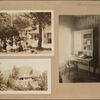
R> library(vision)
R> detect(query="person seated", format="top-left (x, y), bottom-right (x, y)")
top-left (14, 41), bottom-right (22, 52)
top-left (19, 42), bottom-right (23, 52)
top-left (25, 42), bottom-right (29, 48)
top-left (24, 42), bottom-right (30, 51)
top-left (0, 45), bottom-right (5, 52)
top-left (6, 42), bottom-right (12, 52)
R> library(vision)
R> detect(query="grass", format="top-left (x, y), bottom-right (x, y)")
top-left (0, 48), bottom-right (52, 54)
top-left (36, 47), bottom-right (51, 51)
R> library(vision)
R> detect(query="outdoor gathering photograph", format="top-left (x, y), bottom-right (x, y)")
top-left (0, 11), bottom-right (53, 55)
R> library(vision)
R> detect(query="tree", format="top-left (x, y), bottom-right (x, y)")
top-left (38, 70), bottom-right (48, 90)
top-left (13, 15), bottom-right (30, 31)
top-left (2, 26), bottom-right (19, 38)
top-left (29, 69), bottom-right (33, 76)
top-left (0, 66), bottom-right (4, 84)
top-left (12, 66), bottom-right (19, 80)
top-left (0, 64), bottom-right (7, 91)
top-left (0, 13), bottom-right (10, 28)
top-left (7, 74), bottom-right (16, 89)
top-left (0, 25), bottom-right (19, 47)
top-left (23, 12), bottom-right (51, 49)
top-left (0, 13), bottom-right (19, 45)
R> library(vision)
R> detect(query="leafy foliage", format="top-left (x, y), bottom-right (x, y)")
top-left (12, 66), bottom-right (19, 80)
top-left (29, 69), bottom-right (33, 76)
top-left (0, 66), bottom-right (7, 91)
top-left (0, 25), bottom-right (19, 46)
top-left (27, 81), bottom-right (35, 90)
top-left (7, 76), bottom-right (16, 89)
top-left (0, 13), bottom-right (11, 28)
top-left (0, 67), bottom-right (3, 84)
top-left (38, 70), bottom-right (48, 90)
top-left (0, 13), bottom-right (23, 42)
top-left (13, 15), bottom-right (30, 31)
top-left (0, 13), bottom-right (30, 32)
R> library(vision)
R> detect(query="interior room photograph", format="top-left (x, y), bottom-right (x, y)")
top-left (59, 15), bottom-right (100, 83)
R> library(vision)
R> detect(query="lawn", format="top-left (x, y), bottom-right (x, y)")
top-left (0, 48), bottom-right (52, 54)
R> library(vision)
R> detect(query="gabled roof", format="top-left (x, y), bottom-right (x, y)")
top-left (22, 27), bottom-right (33, 31)
top-left (28, 28), bottom-right (39, 34)
top-left (23, 26), bottom-right (51, 34)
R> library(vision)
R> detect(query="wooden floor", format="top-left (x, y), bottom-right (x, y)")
top-left (60, 68), bottom-right (100, 83)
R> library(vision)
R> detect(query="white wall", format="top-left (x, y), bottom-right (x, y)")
top-left (59, 16), bottom-right (76, 68)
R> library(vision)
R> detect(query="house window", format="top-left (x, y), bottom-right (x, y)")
top-left (44, 33), bottom-right (46, 38)
top-left (48, 39), bottom-right (52, 44)
top-left (47, 33), bottom-right (52, 44)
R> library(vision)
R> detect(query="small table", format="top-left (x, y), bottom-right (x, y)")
top-left (69, 55), bottom-right (93, 79)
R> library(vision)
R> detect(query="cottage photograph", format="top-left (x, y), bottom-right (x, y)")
top-left (59, 15), bottom-right (100, 83)
top-left (0, 59), bottom-right (51, 94)
top-left (0, 10), bottom-right (53, 56)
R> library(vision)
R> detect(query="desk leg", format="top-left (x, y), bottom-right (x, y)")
top-left (88, 62), bottom-right (90, 79)
top-left (76, 61), bottom-right (78, 78)
top-left (68, 67), bottom-right (70, 79)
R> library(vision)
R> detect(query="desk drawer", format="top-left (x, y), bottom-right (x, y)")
top-left (78, 62), bottom-right (88, 66)
top-left (77, 60), bottom-right (88, 65)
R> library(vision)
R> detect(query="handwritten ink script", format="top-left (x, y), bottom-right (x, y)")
top-left (77, 2), bottom-right (100, 7)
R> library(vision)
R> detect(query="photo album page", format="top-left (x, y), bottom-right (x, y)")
top-left (0, 0), bottom-right (100, 99)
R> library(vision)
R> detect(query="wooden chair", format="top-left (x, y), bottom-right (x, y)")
top-left (59, 72), bottom-right (63, 83)
top-left (65, 57), bottom-right (78, 79)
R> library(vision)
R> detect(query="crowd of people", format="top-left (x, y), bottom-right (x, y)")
top-left (6, 41), bottom-right (23, 52)
top-left (0, 38), bottom-right (31, 53)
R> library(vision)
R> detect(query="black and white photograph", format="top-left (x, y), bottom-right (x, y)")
top-left (59, 15), bottom-right (100, 83)
top-left (0, 59), bottom-right (51, 94)
top-left (0, 10), bottom-right (54, 56)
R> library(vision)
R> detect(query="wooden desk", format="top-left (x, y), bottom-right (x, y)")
top-left (70, 56), bottom-right (93, 79)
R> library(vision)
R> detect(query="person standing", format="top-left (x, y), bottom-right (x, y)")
top-left (13, 42), bottom-right (17, 52)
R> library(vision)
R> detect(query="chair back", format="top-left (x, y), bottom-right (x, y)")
top-left (65, 56), bottom-right (70, 67)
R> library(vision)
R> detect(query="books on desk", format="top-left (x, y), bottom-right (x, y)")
top-left (71, 55), bottom-right (93, 61)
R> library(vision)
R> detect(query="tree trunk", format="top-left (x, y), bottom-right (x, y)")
top-left (37, 23), bottom-right (42, 50)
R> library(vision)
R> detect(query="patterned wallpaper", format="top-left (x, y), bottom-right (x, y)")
top-left (76, 15), bottom-right (100, 30)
